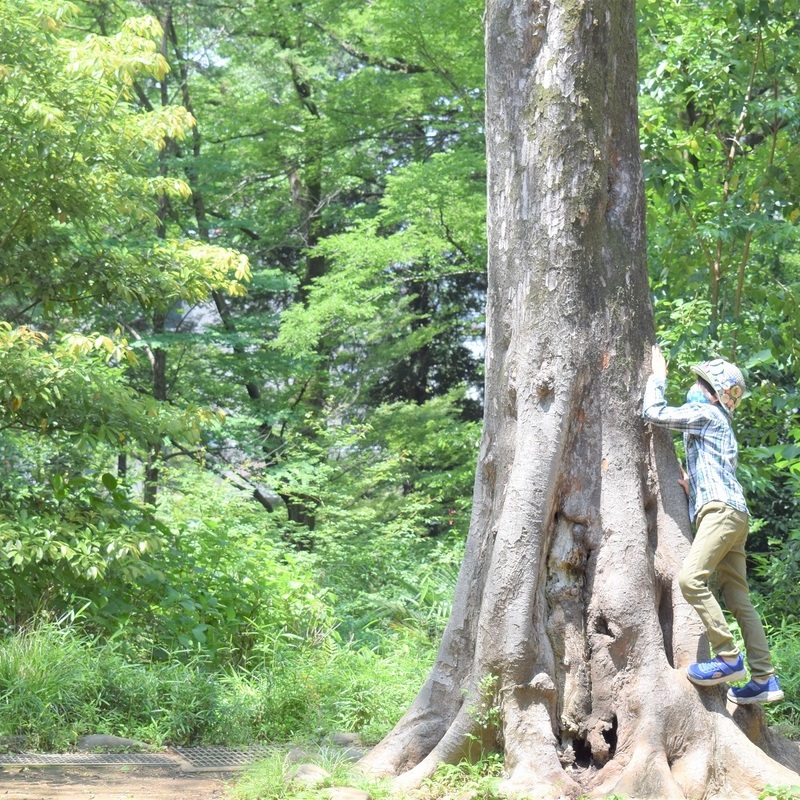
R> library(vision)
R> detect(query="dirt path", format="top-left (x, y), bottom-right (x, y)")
top-left (0, 765), bottom-right (234, 800)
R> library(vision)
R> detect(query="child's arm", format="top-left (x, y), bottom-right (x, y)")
top-left (642, 346), bottom-right (711, 433)
top-left (651, 344), bottom-right (667, 379)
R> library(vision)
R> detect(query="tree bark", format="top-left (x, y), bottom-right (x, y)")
top-left (360, 0), bottom-right (800, 796)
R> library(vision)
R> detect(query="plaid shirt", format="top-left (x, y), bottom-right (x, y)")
top-left (643, 375), bottom-right (749, 523)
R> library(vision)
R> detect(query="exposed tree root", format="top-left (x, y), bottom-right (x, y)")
top-left (587, 676), bottom-right (800, 799)
top-left (498, 676), bottom-right (581, 798)
top-left (358, 678), bottom-right (461, 778)
top-left (390, 706), bottom-right (482, 791)
top-left (731, 703), bottom-right (800, 775)
top-left (363, 674), bottom-right (800, 799)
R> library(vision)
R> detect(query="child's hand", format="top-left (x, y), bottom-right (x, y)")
top-left (651, 345), bottom-right (668, 378)
top-left (678, 466), bottom-right (690, 497)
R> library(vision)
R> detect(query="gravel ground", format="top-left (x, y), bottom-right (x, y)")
top-left (0, 764), bottom-right (234, 800)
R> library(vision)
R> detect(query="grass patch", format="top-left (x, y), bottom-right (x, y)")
top-left (763, 618), bottom-right (800, 737)
top-left (0, 620), bottom-right (435, 751)
top-left (228, 748), bottom-right (393, 800)
top-left (421, 753), bottom-right (505, 800)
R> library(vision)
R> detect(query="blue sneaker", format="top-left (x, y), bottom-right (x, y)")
top-left (727, 676), bottom-right (784, 705)
top-left (686, 655), bottom-right (746, 686)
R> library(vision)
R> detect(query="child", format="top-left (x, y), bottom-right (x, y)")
top-left (643, 345), bottom-right (783, 705)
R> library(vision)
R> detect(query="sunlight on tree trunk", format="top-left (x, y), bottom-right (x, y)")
top-left (359, 0), bottom-right (800, 796)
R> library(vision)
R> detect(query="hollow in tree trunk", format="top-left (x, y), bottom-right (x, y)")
top-left (360, 0), bottom-right (800, 796)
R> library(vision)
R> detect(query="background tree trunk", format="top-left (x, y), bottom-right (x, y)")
top-left (360, 0), bottom-right (800, 796)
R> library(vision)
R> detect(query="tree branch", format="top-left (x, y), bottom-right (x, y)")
top-left (119, 320), bottom-right (156, 369)
top-left (310, 21), bottom-right (427, 74)
top-left (170, 441), bottom-right (281, 512)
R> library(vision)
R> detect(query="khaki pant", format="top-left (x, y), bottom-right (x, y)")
top-left (678, 501), bottom-right (774, 680)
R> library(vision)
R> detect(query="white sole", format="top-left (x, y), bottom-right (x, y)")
top-left (687, 667), bottom-right (747, 686)
top-left (727, 690), bottom-right (785, 705)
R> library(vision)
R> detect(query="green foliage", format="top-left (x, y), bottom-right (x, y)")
top-left (0, 0), bottom-right (253, 625)
top-left (239, 628), bottom-right (435, 744)
top-left (751, 529), bottom-right (800, 626)
top-left (279, 148), bottom-right (486, 351)
top-left (82, 468), bottom-right (332, 662)
top-left (253, 392), bottom-right (475, 637)
top-left (759, 786), bottom-right (800, 800)
top-left (229, 748), bottom-right (394, 800)
top-left (226, 752), bottom-right (299, 800)
top-left (276, 150), bottom-right (486, 410)
top-left (757, 619), bottom-right (800, 738)
top-left (0, 618), bottom-right (434, 751)
top-left (0, 621), bottom-right (236, 748)
top-left (0, 3), bottom-right (170, 265)
top-left (467, 673), bottom-right (501, 731)
top-left (317, 630), bottom-right (436, 743)
top-left (640, 0), bottom-right (800, 298)
top-left (422, 753), bottom-right (504, 800)
top-left (0, 1), bottom-right (248, 303)
top-left (0, 434), bottom-right (170, 629)
top-left (643, 0), bottom-right (800, 564)
top-left (0, 323), bottom-right (220, 447)
top-left (0, 621), bottom-right (105, 750)
top-left (130, 0), bottom-right (489, 540)
top-left (640, 0), bottom-right (800, 529)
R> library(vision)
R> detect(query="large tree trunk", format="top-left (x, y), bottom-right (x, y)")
top-left (360, 0), bottom-right (800, 797)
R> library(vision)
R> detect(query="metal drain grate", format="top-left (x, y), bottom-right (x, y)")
top-left (0, 752), bottom-right (177, 767)
top-left (0, 746), bottom-right (274, 772)
top-left (171, 745), bottom-right (273, 772)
